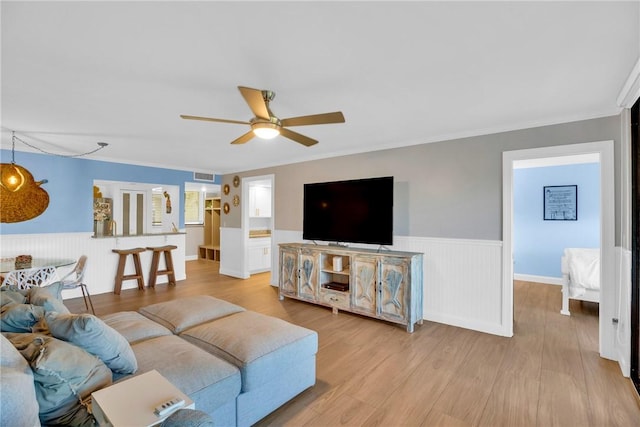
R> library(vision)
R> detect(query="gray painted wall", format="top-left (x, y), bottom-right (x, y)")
top-left (222, 115), bottom-right (622, 242)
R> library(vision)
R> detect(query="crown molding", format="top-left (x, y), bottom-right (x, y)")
top-left (617, 57), bottom-right (640, 108)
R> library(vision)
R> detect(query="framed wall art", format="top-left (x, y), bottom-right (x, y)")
top-left (544, 185), bottom-right (577, 221)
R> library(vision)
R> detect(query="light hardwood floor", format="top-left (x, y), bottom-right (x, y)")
top-left (64, 260), bottom-right (640, 426)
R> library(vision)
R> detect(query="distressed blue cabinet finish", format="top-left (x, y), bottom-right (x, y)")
top-left (378, 257), bottom-right (410, 323)
top-left (351, 256), bottom-right (378, 316)
top-left (298, 249), bottom-right (320, 302)
top-left (279, 246), bottom-right (298, 297)
top-left (278, 243), bottom-right (423, 333)
top-left (279, 245), bottom-right (320, 302)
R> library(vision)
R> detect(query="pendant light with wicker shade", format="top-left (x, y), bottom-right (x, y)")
top-left (0, 132), bottom-right (49, 223)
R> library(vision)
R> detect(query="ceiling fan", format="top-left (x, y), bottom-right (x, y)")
top-left (180, 86), bottom-right (345, 147)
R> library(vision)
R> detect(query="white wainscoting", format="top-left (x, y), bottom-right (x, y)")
top-left (1, 232), bottom-right (186, 298)
top-left (271, 231), bottom-right (506, 336)
top-left (394, 236), bottom-right (505, 336)
top-left (219, 227), bottom-right (248, 279)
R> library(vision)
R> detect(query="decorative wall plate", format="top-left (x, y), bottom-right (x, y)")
top-left (223, 202), bottom-right (230, 214)
top-left (233, 195), bottom-right (240, 207)
top-left (233, 175), bottom-right (240, 187)
top-left (223, 184), bottom-right (230, 195)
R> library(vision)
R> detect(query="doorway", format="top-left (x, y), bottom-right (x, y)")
top-left (630, 98), bottom-right (639, 394)
top-left (242, 174), bottom-right (275, 277)
top-left (503, 141), bottom-right (615, 360)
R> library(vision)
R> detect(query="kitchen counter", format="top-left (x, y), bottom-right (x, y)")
top-left (92, 232), bottom-right (186, 239)
top-left (249, 230), bottom-right (271, 238)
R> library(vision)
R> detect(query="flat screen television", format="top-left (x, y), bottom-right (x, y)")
top-left (303, 176), bottom-right (393, 246)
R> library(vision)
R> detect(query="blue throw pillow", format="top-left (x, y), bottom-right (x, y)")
top-left (0, 303), bottom-right (46, 333)
top-left (29, 285), bottom-right (69, 314)
top-left (45, 312), bottom-right (138, 374)
top-left (5, 332), bottom-right (112, 426)
top-left (0, 287), bottom-right (28, 307)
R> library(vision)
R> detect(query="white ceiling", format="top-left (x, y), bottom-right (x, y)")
top-left (1, 1), bottom-right (638, 175)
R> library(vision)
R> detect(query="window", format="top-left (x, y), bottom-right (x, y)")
top-left (185, 190), bottom-right (204, 224)
top-left (152, 192), bottom-right (164, 226)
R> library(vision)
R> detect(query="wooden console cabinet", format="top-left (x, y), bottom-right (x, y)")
top-left (279, 243), bottom-right (423, 332)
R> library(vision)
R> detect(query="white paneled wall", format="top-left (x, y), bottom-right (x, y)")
top-left (395, 236), bottom-right (505, 336)
top-left (1, 233), bottom-right (186, 298)
top-left (271, 231), bottom-right (506, 336)
top-left (219, 227), bottom-right (247, 279)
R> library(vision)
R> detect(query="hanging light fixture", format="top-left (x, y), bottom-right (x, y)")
top-left (1, 132), bottom-right (50, 223)
top-left (251, 121), bottom-right (280, 139)
top-left (1, 132), bottom-right (27, 192)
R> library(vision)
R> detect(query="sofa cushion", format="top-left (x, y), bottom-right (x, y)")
top-left (130, 335), bottom-right (241, 411)
top-left (5, 332), bottom-right (112, 426)
top-left (138, 295), bottom-right (245, 334)
top-left (101, 311), bottom-right (172, 344)
top-left (45, 311), bottom-right (137, 374)
top-left (29, 285), bottom-right (69, 314)
top-left (0, 333), bottom-right (41, 427)
top-left (180, 311), bottom-right (318, 392)
top-left (0, 303), bottom-right (46, 333)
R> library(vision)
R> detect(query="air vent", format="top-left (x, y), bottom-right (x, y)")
top-left (193, 172), bottom-right (215, 182)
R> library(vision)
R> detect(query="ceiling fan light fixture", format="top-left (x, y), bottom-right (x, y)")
top-left (252, 122), bottom-right (280, 139)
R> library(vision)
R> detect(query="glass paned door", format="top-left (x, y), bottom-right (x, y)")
top-left (121, 190), bottom-right (146, 236)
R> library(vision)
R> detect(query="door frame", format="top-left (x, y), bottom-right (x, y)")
top-left (241, 174), bottom-right (275, 277)
top-left (502, 140), bottom-right (615, 359)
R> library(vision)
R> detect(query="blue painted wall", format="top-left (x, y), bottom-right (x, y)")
top-left (513, 162), bottom-right (600, 278)
top-left (0, 149), bottom-right (219, 234)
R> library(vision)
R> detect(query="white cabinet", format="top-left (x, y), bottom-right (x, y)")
top-left (278, 243), bottom-right (423, 332)
top-left (248, 238), bottom-right (271, 273)
top-left (249, 186), bottom-right (271, 217)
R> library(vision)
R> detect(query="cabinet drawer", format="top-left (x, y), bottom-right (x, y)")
top-left (319, 288), bottom-right (350, 310)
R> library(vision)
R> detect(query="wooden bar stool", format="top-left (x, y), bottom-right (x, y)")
top-left (146, 245), bottom-right (177, 288)
top-left (112, 248), bottom-right (146, 295)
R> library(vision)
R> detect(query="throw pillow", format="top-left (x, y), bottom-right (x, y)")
top-left (0, 287), bottom-right (28, 307)
top-left (29, 285), bottom-right (70, 314)
top-left (0, 303), bottom-right (45, 333)
top-left (41, 281), bottom-right (65, 300)
top-left (45, 311), bottom-right (138, 374)
top-left (5, 332), bottom-right (112, 426)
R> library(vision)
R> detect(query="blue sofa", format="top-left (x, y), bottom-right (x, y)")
top-left (1, 290), bottom-right (318, 427)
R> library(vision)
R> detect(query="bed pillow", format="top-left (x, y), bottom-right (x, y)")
top-left (0, 303), bottom-right (46, 332)
top-left (5, 332), bottom-right (112, 426)
top-left (29, 285), bottom-right (70, 314)
top-left (45, 311), bottom-right (138, 374)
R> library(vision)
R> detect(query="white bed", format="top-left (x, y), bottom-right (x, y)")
top-left (560, 248), bottom-right (600, 316)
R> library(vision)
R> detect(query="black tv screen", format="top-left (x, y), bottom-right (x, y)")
top-left (303, 176), bottom-right (393, 246)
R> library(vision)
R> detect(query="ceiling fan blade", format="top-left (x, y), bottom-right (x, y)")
top-left (280, 111), bottom-right (345, 127)
top-left (230, 130), bottom-right (255, 145)
top-left (238, 86), bottom-right (270, 120)
top-left (280, 128), bottom-right (318, 147)
top-left (180, 115), bottom-right (250, 125)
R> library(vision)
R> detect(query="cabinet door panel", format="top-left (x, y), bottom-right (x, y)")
top-left (298, 250), bottom-right (319, 301)
top-left (279, 248), bottom-right (298, 296)
top-left (379, 258), bottom-right (409, 322)
top-left (352, 256), bottom-right (378, 315)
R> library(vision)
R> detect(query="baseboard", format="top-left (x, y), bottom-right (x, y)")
top-left (219, 267), bottom-right (249, 279)
top-left (424, 310), bottom-right (512, 337)
top-left (185, 255), bottom-right (198, 261)
top-left (514, 273), bottom-right (562, 286)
